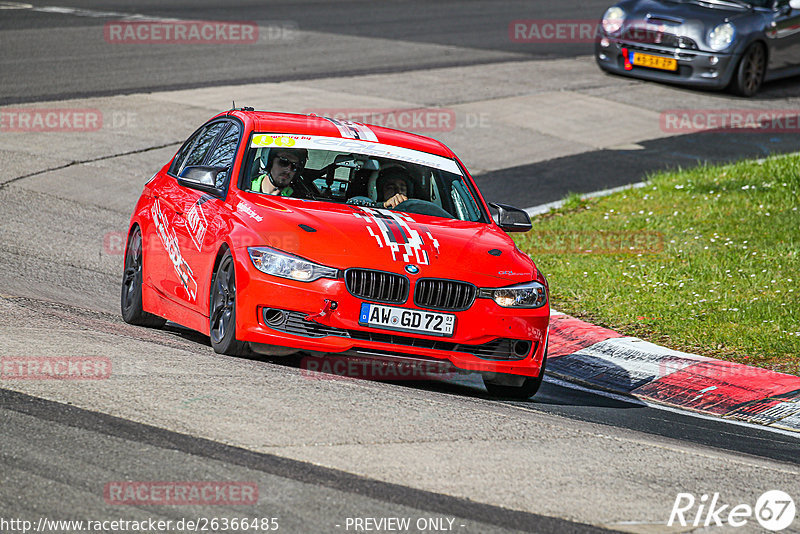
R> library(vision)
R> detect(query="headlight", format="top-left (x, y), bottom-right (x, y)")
top-left (479, 281), bottom-right (548, 309)
top-left (602, 6), bottom-right (625, 35)
top-left (708, 22), bottom-right (735, 51)
top-left (248, 246), bottom-right (338, 282)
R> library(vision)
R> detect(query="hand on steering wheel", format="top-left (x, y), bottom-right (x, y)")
top-left (383, 193), bottom-right (408, 209)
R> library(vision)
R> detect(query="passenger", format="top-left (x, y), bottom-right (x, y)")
top-left (251, 148), bottom-right (308, 196)
top-left (377, 166), bottom-right (413, 208)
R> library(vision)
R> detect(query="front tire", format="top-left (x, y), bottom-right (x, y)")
top-left (730, 43), bottom-right (766, 97)
top-left (121, 226), bottom-right (166, 328)
top-left (483, 344), bottom-right (547, 400)
top-left (209, 250), bottom-right (250, 356)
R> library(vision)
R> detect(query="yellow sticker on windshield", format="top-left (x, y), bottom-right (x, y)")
top-left (251, 134), bottom-right (297, 148)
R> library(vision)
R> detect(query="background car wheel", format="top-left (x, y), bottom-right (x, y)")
top-left (482, 344), bottom-right (547, 400)
top-left (121, 226), bottom-right (166, 328)
top-left (209, 250), bottom-right (250, 356)
top-left (730, 43), bottom-right (766, 97)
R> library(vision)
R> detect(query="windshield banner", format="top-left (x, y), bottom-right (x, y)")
top-left (249, 133), bottom-right (462, 175)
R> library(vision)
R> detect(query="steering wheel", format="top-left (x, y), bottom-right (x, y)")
top-left (346, 196), bottom-right (382, 208)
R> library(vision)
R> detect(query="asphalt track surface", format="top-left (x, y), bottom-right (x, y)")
top-left (1, 2), bottom-right (800, 532)
top-left (0, 0), bottom-right (609, 103)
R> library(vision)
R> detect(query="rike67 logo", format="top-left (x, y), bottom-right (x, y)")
top-left (669, 490), bottom-right (796, 531)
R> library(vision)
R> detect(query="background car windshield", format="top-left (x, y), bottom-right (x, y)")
top-left (242, 144), bottom-right (487, 223)
top-left (678, 0), bottom-right (771, 6)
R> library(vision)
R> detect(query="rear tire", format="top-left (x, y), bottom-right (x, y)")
top-left (483, 343), bottom-right (547, 400)
top-left (730, 43), bottom-right (766, 97)
top-left (209, 250), bottom-right (250, 356)
top-left (121, 226), bottom-right (167, 328)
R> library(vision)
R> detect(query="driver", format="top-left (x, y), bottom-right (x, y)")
top-left (251, 148), bottom-right (308, 196)
top-left (377, 166), bottom-right (412, 208)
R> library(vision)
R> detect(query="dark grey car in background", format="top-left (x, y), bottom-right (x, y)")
top-left (595, 0), bottom-right (800, 96)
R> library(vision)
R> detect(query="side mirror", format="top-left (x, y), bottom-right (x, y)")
top-left (489, 203), bottom-right (532, 232)
top-left (178, 166), bottom-right (227, 197)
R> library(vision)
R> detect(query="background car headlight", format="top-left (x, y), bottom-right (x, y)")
top-left (708, 22), bottom-right (735, 51)
top-left (248, 246), bottom-right (338, 282)
top-left (602, 6), bottom-right (625, 35)
top-left (479, 281), bottom-right (548, 309)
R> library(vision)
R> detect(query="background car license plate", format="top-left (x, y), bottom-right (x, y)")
top-left (631, 52), bottom-right (677, 71)
top-left (359, 303), bottom-right (455, 337)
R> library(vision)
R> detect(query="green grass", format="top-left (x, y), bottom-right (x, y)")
top-left (515, 154), bottom-right (800, 376)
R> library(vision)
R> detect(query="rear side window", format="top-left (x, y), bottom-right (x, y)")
top-left (172, 122), bottom-right (227, 175)
top-left (205, 123), bottom-right (241, 187)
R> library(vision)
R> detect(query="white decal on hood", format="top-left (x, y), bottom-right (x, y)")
top-left (354, 207), bottom-right (437, 265)
top-left (322, 117), bottom-right (379, 142)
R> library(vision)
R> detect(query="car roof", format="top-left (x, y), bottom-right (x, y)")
top-left (215, 110), bottom-right (456, 159)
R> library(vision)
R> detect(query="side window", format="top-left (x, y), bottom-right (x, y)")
top-left (179, 122), bottom-right (227, 174)
top-left (170, 128), bottom-right (204, 175)
top-left (205, 123), bottom-right (241, 187)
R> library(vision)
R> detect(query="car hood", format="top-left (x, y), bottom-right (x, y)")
top-left (234, 196), bottom-right (537, 287)
top-left (619, 0), bottom-right (757, 50)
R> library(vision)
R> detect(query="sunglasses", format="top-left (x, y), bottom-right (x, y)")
top-left (276, 156), bottom-right (300, 172)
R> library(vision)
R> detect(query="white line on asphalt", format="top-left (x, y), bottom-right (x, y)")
top-left (3, 3), bottom-right (179, 20)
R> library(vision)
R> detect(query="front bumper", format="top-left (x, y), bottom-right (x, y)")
top-left (595, 37), bottom-right (740, 89)
top-left (234, 253), bottom-right (549, 377)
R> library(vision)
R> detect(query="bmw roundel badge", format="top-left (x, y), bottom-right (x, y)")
top-left (405, 265), bottom-right (419, 274)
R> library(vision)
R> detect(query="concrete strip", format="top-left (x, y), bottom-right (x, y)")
top-left (287, 56), bottom-right (627, 108)
top-left (0, 94), bottom-right (208, 182)
top-left (143, 80), bottom-right (598, 175)
top-left (450, 91), bottom-right (665, 150)
top-left (145, 83), bottom-right (416, 114)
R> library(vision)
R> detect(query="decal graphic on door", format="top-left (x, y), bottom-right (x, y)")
top-left (151, 198), bottom-right (198, 301)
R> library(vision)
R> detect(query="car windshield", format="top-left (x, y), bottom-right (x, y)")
top-left (241, 133), bottom-right (487, 222)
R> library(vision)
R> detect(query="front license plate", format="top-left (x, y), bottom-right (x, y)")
top-left (359, 303), bottom-right (455, 337)
top-left (631, 52), bottom-right (678, 71)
